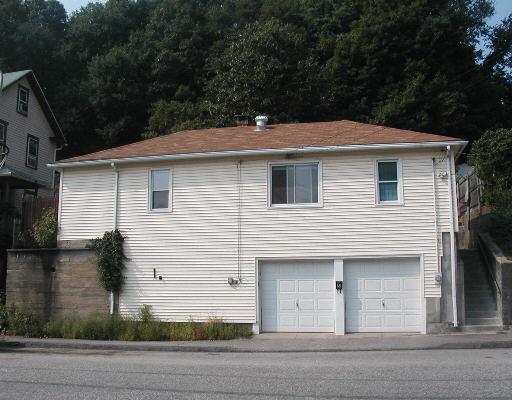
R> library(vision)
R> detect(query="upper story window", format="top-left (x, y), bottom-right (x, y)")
top-left (149, 169), bottom-right (171, 211)
top-left (376, 159), bottom-right (402, 204)
top-left (0, 120), bottom-right (6, 146)
top-left (26, 135), bottom-right (39, 169)
top-left (17, 86), bottom-right (29, 115)
top-left (270, 162), bottom-right (320, 206)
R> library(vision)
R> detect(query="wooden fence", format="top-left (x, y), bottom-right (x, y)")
top-left (21, 194), bottom-right (59, 231)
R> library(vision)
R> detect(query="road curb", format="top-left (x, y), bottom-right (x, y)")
top-left (2, 336), bottom-right (512, 353)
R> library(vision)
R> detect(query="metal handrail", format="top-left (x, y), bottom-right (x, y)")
top-left (477, 234), bottom-right (502, 298)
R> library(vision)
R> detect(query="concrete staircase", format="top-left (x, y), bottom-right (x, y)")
top-left (461, 249), bottom-right (502, 331)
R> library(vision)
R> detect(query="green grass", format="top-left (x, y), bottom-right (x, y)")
top-left (0, 304), bottom-right (252, 341)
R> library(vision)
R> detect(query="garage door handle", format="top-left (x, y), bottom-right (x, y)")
top-left (382, 299), bottom-right (385, 307)
top-left (296, 300), bottom-right (299, 310)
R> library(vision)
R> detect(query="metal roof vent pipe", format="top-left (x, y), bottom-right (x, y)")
top-left (255, 115), bottom-right (268, 131)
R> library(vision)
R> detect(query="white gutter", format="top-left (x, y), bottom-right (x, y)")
top-left (48, 140), bottom-right (468, 169)
top-left (446, 145), bottom-right (458, 327)
top-left (110, 162), bottom-right (119, 315)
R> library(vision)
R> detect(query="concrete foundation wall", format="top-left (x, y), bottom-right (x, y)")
top-left (6, 248), bottom-right (108, 319)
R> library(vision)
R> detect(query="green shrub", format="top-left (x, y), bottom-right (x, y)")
top-left (32, 208), bottom-right (58, 248)
top-left (89, 230), bottom-right (125, 294)
top-left (202, 319), bottom-right (252, 340)
top-left (1, 305), bottom-right (44, 337)
top-left (2, 304), bottom-right (251, 341)
top-left (169, 321), bottom-right (197, 341)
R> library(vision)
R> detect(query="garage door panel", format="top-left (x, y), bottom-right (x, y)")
top-left (384, 315), bottom-right (402, 328)
top-left (383, 279), bottom-right (401, 292)
top-left (298, 280), bottom-right (315, 292)
top-left (345, 258), bottom-right (421, 333)
top-left (317, 280), bottom-right (332, 292)
top-left (403, 278), bottom-right (420, 291)
top-left (318, 299), bottom-right (334, 311)
top-left (385, 298), bottom-right (401, 311)
top-left (279, 315), bottom-right (297, 329)
top-left (365, 298), bottom-right (382, 311)
top-left (299, 298), bottom-right (315, 311)
top-left (364, 279), bottom-right (382, 292)
top-left (404, 298), bottom-right (421, 311)
top-left (260, 260), bottom-right (334, 333)
top-left (279, 299), bottom-right (296, 312)
top-left (279, 280), bottom-right (296, 292)
top-left (365, 315), bottom-right (382, 328)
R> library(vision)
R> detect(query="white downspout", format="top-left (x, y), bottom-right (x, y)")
top-left (431, 158), bottom-right (440, 272)
top-left (110, 162), bottom-right (119, 315)
top-left (446, 146), bottom-right (458, 327)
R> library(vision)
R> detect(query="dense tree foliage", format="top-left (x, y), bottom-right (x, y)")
top-left (470, 128), bottom-right (512, 221)
top-left (0, 0), bottom-right (510, 158)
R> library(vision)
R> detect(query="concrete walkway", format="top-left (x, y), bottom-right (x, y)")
top-left (2, 331), bottom-right (512, 353)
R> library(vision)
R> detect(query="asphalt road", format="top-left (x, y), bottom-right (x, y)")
top-left (0, 348), bottom-right (511, 399)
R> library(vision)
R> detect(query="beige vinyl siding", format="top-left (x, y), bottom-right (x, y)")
top-left (116, 162), bottom-right (254, 321)
top-left (59, 148), bottom-right (453, 322)
top-left (0, 77), bottom-right (57, 188)
top-left (59, 168), bottom-right (115, 240)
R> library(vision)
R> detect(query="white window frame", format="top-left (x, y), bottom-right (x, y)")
top-left (267, 160), bottom-right (323, 208)
top-left (17, 85), bottom-right (29, 115)
top-left (25, 134), bottom-right (39, 169)
top-left (148, 168), bottom-right (172, 212)
top-left (374, 158), bottom-right (403, 205)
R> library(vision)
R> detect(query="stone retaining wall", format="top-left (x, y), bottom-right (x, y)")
top-left (6, 248), bottom-right (108, 319)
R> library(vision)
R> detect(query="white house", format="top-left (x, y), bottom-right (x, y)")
top-left (50, 119), bottom-right (467, 334)
top-left (0, 70), bottom-right (65, 206)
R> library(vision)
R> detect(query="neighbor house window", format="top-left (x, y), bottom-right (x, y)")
top-left (150, 169), bottom-right (171, 210)
top-left (25, 135), bottom-right (39, 169)
top-left (376, 160), bottom-right (401, 203)
top-left (17, 86), bottom-right (29, 115)
top-left (0, 120), bottom-right (6, 147)
top-left (270, 162), bottom-right (319, 206)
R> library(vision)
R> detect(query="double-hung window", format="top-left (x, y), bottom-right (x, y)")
top-left (26, 135), bottom-right (39, 169)
top-left (0, 120), bottom-right (6, 148)
top-left (17, 86), bottom-right (29, 115)
top-left (376, 160), bottom-right (401, 203)
top-left (270, 162), bottom-right (319, 206)
top-left (149, 169), bottom-right (171, 211)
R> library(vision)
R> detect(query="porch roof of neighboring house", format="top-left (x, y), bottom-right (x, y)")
top-left (51, 120), bottom-right (468, 168)
top-left (0, 166), bottom-right (40, 189)
top-left (1, 70), bottom-right (66, 146)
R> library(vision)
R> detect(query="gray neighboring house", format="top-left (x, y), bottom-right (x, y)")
top-left (0, 70), bottom-right (65, 212)
top-left (0, 70), bottom-right (65, 300)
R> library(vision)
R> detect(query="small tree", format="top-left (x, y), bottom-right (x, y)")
top-left (469, 128), bottom-right (512, 238)
top-left (32, 208), bottom-right (58, 248)
top-left (89, 230), bottom-right (126, 313)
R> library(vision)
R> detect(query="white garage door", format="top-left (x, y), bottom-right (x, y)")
top-left (344, 258), bottom-right (422, 333)
top-left (260, 260), bottom-right (334, 332)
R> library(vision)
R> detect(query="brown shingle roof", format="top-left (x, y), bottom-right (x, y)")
top-left (59, 120), bottom-right (462, 164)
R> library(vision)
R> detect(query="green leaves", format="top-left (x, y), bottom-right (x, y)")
top-left (89, 230), bottom-right (125, 293)
top-left (1, 0), bottom-right (510, 154)
top-left (469, 128), bottom-right (512, 230)
top-left (32, 208), bottom-right (58, 248)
